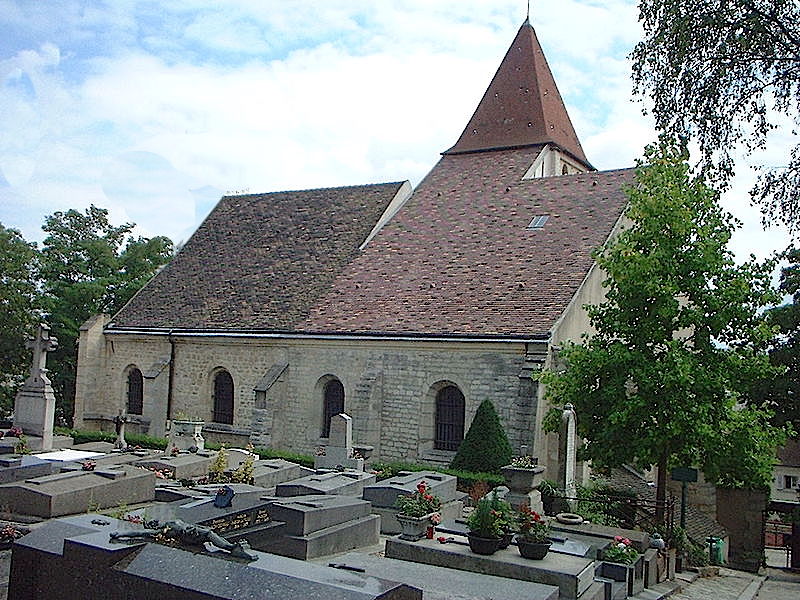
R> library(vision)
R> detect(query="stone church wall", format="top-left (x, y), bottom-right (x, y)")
top-left (75, 329), bottom-right (549, 463)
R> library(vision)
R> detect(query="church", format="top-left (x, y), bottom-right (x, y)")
top-left (74, 19), bottom-right (633, 481)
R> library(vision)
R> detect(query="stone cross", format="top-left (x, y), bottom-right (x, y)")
top-left (562, 403), bottom-right (578, 500)
top-left (313, 413), bottom-right (364, 472)
top-left (26, 324), bottom-right (58, 383)
top-left (113, 410), bottom-right (128, 450)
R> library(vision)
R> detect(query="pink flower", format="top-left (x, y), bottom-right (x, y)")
top-left (430, 513), bottom-right (442, 525)
top-left (614, 535), bottom-right (623, 542)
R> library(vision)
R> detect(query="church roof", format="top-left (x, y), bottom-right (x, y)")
top-left (111, 182), bottom-right (407, 330)
top-left (445, 20), bottom-right (590, 167)
top-left (302, 150), bottom-right (632, 338)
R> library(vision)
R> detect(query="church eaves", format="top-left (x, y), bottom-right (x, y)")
top-left (444, 19), bottom-right (591, 168)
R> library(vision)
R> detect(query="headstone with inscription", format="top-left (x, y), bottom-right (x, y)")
top-left (13, 324), bottom-right (59, 451)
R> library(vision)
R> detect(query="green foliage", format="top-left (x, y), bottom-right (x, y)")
top-left (466, 492), bottom-right (502, 538)
top-left (516, 504), bottom-right (549, 542)
top-left (371, 460), bottom-right (504, 489)
top-left (748, 247), bottom-right (800, 433)
top-left (249, 447), bottom-right (314, 468)
top-left (231, 446), bottom-right (256, 485)
top-left (539, 138), bottom-right (788, 496)
top-left (632, 1), bottom-right (800, 230)
top-left (207, 446), bottom-right (229, 483)
top-left (395, 480), bottom-right (442, 517)
top-left (57, 427), bottom-right (168, 449)
top-left (0, 224), bottom-right (41, 416)
top-left (449, 400), bottom-right (512, 473)
top-left (37, 205), bottom-right (172, 424)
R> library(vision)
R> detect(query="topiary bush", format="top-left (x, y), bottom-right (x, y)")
top-left (449, 400), bottom-right (512, 473)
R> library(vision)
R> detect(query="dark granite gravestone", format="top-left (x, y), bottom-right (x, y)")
top-left (251, 458), bottom-right (311, 488)
top-left (8, 514), bottom-right (421, 600)
top-left (0, 455), bottom-right (58, 483)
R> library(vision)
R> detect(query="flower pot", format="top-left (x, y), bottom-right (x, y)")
top-left (517, 539), bottom-right (551, 559)
top-left (467, 533), bottom-right (501, 555)
top-left (498, 531), bottom-right (514, 549)
top-left (397, 513), bottom-right (433, 541)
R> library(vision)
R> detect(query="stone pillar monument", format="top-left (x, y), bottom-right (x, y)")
top-left (562, 403), bottom-right (578, 500)
top-left (13, 323), bottom-right (59, 451)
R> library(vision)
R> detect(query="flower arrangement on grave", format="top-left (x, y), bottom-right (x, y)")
top-left (230, 444), bottom-right (256, 485)
top-left (0, 524), bottom-right (25, 544)
top-left (395, 481), bottom-right (442, 519)
top-left (489, 492), bottom-right (515, 547)
top-left (81, 460), bottom-right (97, 471)
top-left (604, 536), bottom-right (639, 564)
top-left (516, 505), bottom-right (549, 543)
top-left (466, 494), bottom-right (503, 539)
top-left (509, 455), bottom-right (538, 469)
top-left (170, 445), bottom-right (180, 456)
top-left (6, 427), bottom-right (23, 438)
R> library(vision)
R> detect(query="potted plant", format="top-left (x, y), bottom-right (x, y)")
top-left (395, 481), bottom-right (442, 541)
top-left (466, 493), bottom-right (503, 555)
top-left (515, 504), bottom-right (551, 559)
top-left (489, 492), bottom-right (515, 548)
top-left (600, 536), bottom-right (642, 595)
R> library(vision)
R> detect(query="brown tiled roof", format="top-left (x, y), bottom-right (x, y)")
top-left (445, 20), bottom-right (590, 167)
top-left (778, 438), bottom-right (800, 467)
top-left (302, 148), bottom-right (633, 337)
top-left (111, 182), bottom-right (406, 329)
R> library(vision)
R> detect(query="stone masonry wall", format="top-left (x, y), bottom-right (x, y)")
top-left (75, 331), bottom-right (548, 462)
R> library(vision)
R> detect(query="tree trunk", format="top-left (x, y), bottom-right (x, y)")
top-left (655, 452), bottom-right (667, 524)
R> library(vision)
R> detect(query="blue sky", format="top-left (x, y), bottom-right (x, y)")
top-left (0, 0), bottom-right (790, 262)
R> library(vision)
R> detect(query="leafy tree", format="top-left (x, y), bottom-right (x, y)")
top-left (38, 206), bottom-right (172, 424)
top-left (0, 224), bottom-right (41, 415)
top-left (632, 0), bottom-right (800, 230)
top-left (747, 246), bottom-right (800, 432)
top-left (540, 138), bottom-right (787, 517)
top-left (450, 399), bottom-right (512, 473)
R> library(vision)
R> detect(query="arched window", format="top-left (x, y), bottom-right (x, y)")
top-left (213, 370), bottom-right (234, 424)
top-left (321, 379), bottom-right (345, 437)
top-left (126, 368), bottom-right (143, 415)
top-left (435, 385), bottom-right (465, 451)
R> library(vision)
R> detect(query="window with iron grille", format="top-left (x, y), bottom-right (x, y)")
top-left (213, 370), bottom-right (234, 424)
top-left (435, 385), bottom-right (465, 451)
top-left (322, 379), bottom-right (345, 437)
top-left (126, 368), bottom-right (143, 415)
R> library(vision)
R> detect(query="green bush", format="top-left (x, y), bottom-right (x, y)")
top-left (369, 460), bottom-right (504, 490)
top-left (57, 427), bottom-right (168, 450)
top-left (449, 400), bottom-right (512, 473)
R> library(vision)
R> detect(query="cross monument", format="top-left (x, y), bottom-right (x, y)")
top-left (13, 323), bottom-right (59, 450)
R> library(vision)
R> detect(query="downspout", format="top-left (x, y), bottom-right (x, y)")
top-left (167, 329), bottom-right (176, 421)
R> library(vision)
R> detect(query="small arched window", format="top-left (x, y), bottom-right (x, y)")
top-left (126, 368), bottom-right (143, 415)
top-left (561, 164), bottom-right (569, 175)
top-left (213, 370), bottom-right (234, 424)
top-left (435, 385), bottom-right (465, 451)
top-left (321, 379), bottom-right (345, 437)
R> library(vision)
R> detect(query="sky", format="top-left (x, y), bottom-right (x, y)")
top-left (0, 0), bottom-right (792, 264)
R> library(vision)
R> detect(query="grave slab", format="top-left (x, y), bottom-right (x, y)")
top-left (385, 536), bottom-right (596, 600)
top-left (276, 470), bottom-right (376, 497)
top-left (134, 452), bottom-right (214, 479)
top-left (0, 464), bottom-right (155, 517)
top-left (0, 455), bottom-right (58, 483)
top-left (317, 551), bottom-right (560, 600)
top-left (252, 459), bottom-right (311, 489)
top-left (9, 515), bottom-right (421, 600)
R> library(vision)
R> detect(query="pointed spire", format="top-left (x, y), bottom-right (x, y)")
top-left (444, 21), bottom-right (590, 167)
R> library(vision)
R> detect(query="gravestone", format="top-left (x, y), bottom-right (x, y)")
top-left (167, 419), bottom-right (205, 453)
top-left (9, 514), bottom-right (421, 600)
top-left (562, 403), bottom-right (578, 500)
top-left (0, 455), bottom-right (58, 484)
top-left (113, 411), bottom-right (128, 450)
top-left (362, 471), bottom-right (463, 534)
top-left (13, 324), bottom-right (58, 451)
top-left (314, 413), bottom-right (364, 471)
top-left (276, 470), bottom-right (376, 497)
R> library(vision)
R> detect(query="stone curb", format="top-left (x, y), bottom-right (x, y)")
top-left (735, 575), bottom-right (765, 600)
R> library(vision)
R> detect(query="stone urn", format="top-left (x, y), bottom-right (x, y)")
top-left (396, 513), bottom-right (433, 541)
top-left (500, 464), bottom-right (546, 512)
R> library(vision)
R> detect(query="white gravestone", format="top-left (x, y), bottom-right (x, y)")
top-left (14, 324), bottom-right (59, 451)
top-left (562, 403), bottom-right (578, 501)
top-left (314, 414), bottom-right (364, 471)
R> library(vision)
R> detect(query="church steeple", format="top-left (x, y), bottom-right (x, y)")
top-left (444, 20), bottom-right (591, 168)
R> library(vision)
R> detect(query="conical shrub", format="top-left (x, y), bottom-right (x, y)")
top-left (449, 399), bottom-right (512, 473)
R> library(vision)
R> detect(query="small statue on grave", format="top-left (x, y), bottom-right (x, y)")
top-left (113, 411), bottom-right (128, 450)
top-left (110, 519), bottom-right (257, 561)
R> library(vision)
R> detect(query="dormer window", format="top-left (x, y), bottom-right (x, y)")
top-left (527, 215), bottom-right (549, 229)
